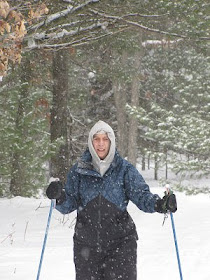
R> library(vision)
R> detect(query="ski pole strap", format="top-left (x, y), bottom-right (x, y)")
top-left (162, 213), bottom-right (168, 226)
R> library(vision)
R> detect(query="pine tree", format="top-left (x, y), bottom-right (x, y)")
top-left (127, 46), bottom-right (210, 177)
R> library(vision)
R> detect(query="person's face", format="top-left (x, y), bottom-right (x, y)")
top-left (92, 133), bottom-right (111, 160)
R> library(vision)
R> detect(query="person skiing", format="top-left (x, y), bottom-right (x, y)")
top-left (46, 120), bottom-right (177, 280)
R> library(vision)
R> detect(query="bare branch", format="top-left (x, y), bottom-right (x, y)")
top-left (24, 1), bottom-right (209, 54)
top-left (122, 12), bottom-right (170, 18)
top-left (48, 20), bottom-right (81, 31)
top-left (62, 0), bottom-right (73, 3)
top-left (25, 26), bottom-right (129, 51)
top-left (90, 9), bottom-right (210, 41)
top-left (25, 32), bottom-right (111, 50)
top-left (29, 22), bottom-right (103, 41)
top-left (1, 231), bottom-right (15, 244)
top-left (28, 0), bottom-right (99, 31)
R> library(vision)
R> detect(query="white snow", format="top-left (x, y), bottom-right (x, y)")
top-left (0, 183), bottom-right (210, 279)
top-left (88, 71), bottom-right (96, 79)
top-left (142, 39), bottom-right (183, 48)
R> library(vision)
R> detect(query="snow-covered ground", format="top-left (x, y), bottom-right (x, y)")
top-left (0, 177), bottom-right (210, 280)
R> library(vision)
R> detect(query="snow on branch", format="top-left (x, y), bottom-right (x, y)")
top-left (28, 31), bottom-right (111, 50)
top-left (26, 26), bottom-right (128, 50)
top-left (29, 0), bottom-right (99, 31)
top-left (25, 22), bottom-right (105, 50)
top-left (142, 39), bottom-right (183, 48)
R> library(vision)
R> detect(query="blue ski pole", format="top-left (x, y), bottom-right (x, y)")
top-left (36, 199), bottom-right (55, 280)
top-left (170, 212), bottom-right (183, 280)
top-left (165, 185), bottom-right (183, 280)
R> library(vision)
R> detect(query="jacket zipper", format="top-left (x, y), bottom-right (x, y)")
top-left (97, 193), bottom-right (102, 252)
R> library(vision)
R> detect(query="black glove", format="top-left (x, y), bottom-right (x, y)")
top-left (46, 181), bottom-right (66, 205)
top-left (155, 190), bottom-right (177, 213)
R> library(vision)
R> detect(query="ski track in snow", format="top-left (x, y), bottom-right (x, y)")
top-left (0, 187), bottom-right (210, 280)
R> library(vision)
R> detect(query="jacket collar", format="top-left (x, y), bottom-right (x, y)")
top-left (76, 148), bottom-right (121, 176)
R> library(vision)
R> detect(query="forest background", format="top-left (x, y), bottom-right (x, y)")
top-left (0, 0), bottom-right (209, 197)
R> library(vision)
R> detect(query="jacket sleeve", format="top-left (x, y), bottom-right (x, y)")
top-left (55, 164), bottom-right (79, 215)
top-left (124, 164), bottom-right (160, 213)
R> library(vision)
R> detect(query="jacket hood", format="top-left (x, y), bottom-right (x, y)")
top-left (88, 120), bottom-right (116, 176)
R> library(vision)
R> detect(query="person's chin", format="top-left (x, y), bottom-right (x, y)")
top-left (97, 152), bottom-right (106, 159)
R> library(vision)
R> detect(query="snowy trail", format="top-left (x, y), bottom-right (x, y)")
top-left (0, 188), bottom-right (210, 280)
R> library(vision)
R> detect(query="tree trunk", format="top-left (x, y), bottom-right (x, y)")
top-left (10, 57), bottom-right (31, 196)
top-left (154, 154), bottom-right (158, 180)
top-left (127, 34), bottom-right (143, 166)
top-left (112, 50), bottom-right (129, 158)
top-left (50, 49), bottom-right (71, 184)
top-left (113, 80), bottom-right (128, 158)
top-left (127, 60), bottom-right (141, 166)
top-left (165, 151), bottom-right (168, 180)
top-left (142, 154), bottom-right (146, 171)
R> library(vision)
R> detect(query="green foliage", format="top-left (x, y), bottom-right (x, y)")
top-left (147, 0), bottom-right (209, 38)
top-left (1, 0), bottom-right (210, 197)
top-left (0, 71), bottom-right (52, 197)
top-left (159, 178), bottom-right (210, 195)
top-left (127, 46), bottom-right (210, 176)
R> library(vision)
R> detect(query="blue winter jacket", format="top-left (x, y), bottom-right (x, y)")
top-left (56, 149), bottom-right (160, 246)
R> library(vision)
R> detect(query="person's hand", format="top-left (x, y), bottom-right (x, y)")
top-left (46, 179), bottom-right (66, 205)
top-left (155, 190), bottom-right (177, 213)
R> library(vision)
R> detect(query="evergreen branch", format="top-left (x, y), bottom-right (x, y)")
top-left (138, 133), bottom-right (209, 158)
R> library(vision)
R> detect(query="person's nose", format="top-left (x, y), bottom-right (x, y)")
top-left (98, 139), bottom-right (104, 147)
